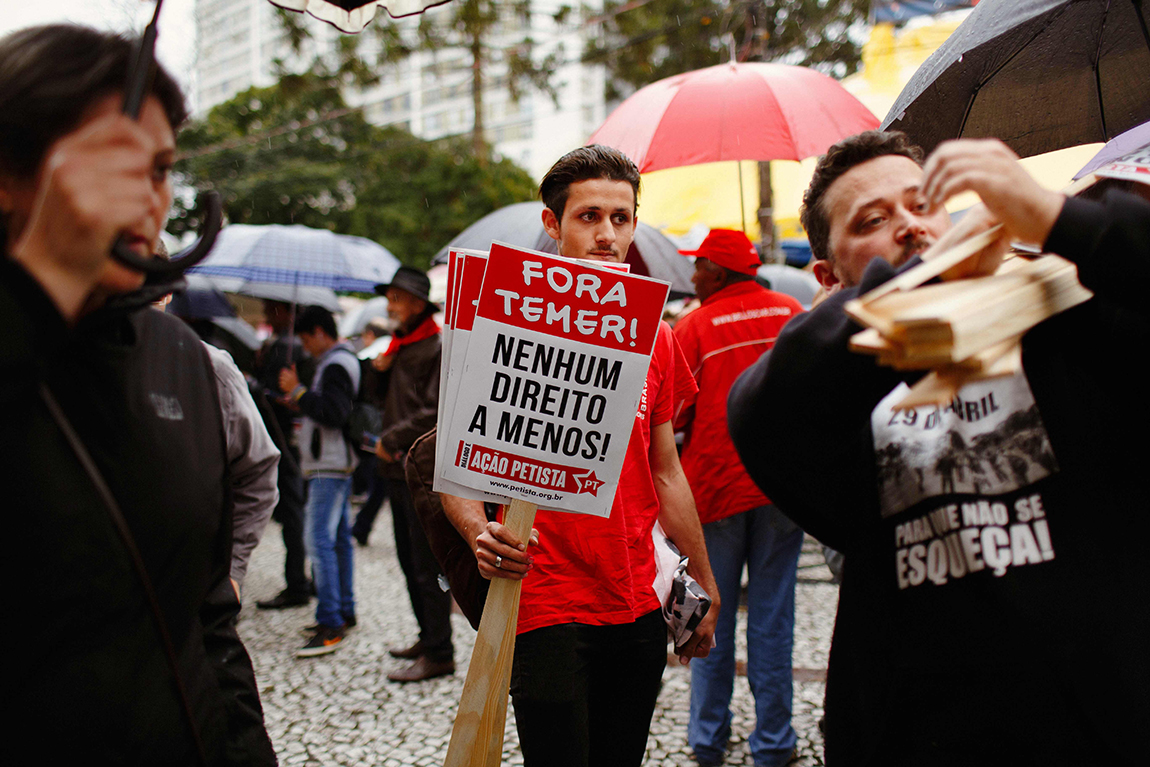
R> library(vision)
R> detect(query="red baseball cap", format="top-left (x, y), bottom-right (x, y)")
top-left (680, 229), bottom-right (760, 275)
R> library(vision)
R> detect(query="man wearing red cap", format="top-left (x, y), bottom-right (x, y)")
top-left (673, 229), bottom-right (805, 767)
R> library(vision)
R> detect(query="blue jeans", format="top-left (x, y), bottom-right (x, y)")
top-left (689, 505), bottom-right (803, 767)
top-left (303, 476), bottom-right (355, 628)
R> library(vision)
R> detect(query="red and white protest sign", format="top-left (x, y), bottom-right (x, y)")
top-left (436, 249), bottom-right (505, 502)
top-left (439, 242), bottom-right (669, 516)
top-left (435, 247), bottom-right (461, 444)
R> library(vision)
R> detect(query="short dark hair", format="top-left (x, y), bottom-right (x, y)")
top-left (800, 130), bottom-right (924, 262)
top-left (0, 25), bottom-right (188, 247)
top-left (295, 305), bottom-right (338, 339)
top-left (0, 25), bottom-right (188, 179)
top-left (539, 145), bottom-right (641, 219)
top-left (363, 318), bottom-right (389, 338)
top-left (698, 257), bottom-right (755, 286)
top-left (723, 268), bottom-right (756, 285)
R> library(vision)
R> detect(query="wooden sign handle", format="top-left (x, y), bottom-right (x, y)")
top-left (444, 499), bottom-right (538, 767)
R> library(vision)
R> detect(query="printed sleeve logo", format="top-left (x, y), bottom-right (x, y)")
top-left (710, 306), bottom-right (792, 326)
top-left (149, 393), bottom-right (184, 421)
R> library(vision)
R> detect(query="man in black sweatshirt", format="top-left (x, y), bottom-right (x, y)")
top-left (729, 132), bottom-right (1149, 766)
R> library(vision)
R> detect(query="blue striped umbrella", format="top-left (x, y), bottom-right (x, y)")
top-left (187, 224), bottom-right (401, 294)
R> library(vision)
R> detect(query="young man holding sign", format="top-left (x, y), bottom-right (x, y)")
top-left (443, 146), bottom-right (720, 767)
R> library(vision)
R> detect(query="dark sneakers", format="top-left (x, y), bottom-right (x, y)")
top-left (301, 615), bottom-right (357, 635)
top-left (256, 588), bottom-right (311, 610)
top-left (297, 625), bottom-right (345, 657)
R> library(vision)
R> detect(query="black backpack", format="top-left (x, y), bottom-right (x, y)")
top-left (335, 347), bottom-right (383, 452)
top-left (344, 400), bottom-right (382, 453)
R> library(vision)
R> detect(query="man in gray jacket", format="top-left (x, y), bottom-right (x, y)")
top-left (280, 306), bottom-right (361, 656)
top-left (202, 343), bottom-right (280, 592)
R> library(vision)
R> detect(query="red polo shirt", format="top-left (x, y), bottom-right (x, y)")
top-left (674, 281), bottom-right (804, 524)
top-left (511, 322), bottom-right (697, 635)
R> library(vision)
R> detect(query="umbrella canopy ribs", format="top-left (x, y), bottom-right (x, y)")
top-left (846, 248), bottom-right (1093, 411)
top-left (270, 0), bottom-right (451, 33)
top-left (882, 0), bottom-right (1150, 158)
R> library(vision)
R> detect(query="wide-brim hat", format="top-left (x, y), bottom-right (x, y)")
top-left (376, 265), bottom-right (436, 307)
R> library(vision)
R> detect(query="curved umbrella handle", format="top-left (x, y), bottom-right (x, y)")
top-left (110, 191), bottom-right (223, 276)
top-left (108, 0), bottom-right (221, 278)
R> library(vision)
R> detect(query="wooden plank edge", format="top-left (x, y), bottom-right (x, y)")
top-left (444, 500), bottom-right (537, 767)
top-left (856, 224), bottom-right (1004, 305)
top-left (849, 327), bottom-right (893, 356)
top-left (891, 341), bottom-right (1024, 411)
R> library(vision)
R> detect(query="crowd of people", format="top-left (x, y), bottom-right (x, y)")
top-left (4, 18), bottom-right (1148, 767)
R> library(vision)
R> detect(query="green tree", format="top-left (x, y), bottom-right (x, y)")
top-left (586, 0), bottom-right (869, 100)
top-left (172, 74), bottom-right (537, 270)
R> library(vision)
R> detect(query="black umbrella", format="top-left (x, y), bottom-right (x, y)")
top-left (432, 201), bottom-right (696, 297)
top-left (270, 0), bottom-right (451, 33)
top-left (166, 276), bottom-right (262, 371)
top-left (167, 275), bottom-right (236, 320)
top-left (882, 0), bottom-right (1150, 158)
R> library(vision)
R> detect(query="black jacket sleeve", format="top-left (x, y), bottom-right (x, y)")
top-left (196, 342), bottom-right (278, 766)
top-left (1043, 189), bottom-right (1150, 321)
top-left (199, 578), bottom-right (277, 766)
top-left (727, 257), bottom-right (916, 552)
top-left (728, 190), bottom-right (1150, 551)
top-left (298, 363), bottom-right (355, 428)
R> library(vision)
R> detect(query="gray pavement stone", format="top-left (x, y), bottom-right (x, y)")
top-left (240, 507), bottom-right (837, 766)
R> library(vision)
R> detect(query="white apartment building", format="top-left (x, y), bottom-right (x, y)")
top-left (194, 0), bottom-right (607, 180)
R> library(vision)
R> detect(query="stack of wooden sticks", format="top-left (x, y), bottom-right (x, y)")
top-left (845, 224), bottom-right (1094, 410)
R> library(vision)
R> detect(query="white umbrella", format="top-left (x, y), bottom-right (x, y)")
top-left (270, 0), bottom-right (450, 34)
top-left (189, 224), bottom-right (401, 295)
top-left (195, 275), bottom-right (342, 313)
top-left (339, 296), bottom-right (391, 338)
top-left (756, 264), bottom-right (821, 309)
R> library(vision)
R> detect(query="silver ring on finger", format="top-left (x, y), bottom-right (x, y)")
top-left (495, 555), bottom-right (503, 569)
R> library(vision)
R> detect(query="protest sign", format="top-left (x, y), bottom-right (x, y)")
top-left (1094, 145), bottom-right (1150, 186)
top-left (440, 242), bottom-right (669, 517)
top-left (435, 250), bottom-right (506, 502)
top-left (434, 247), bottom-right (460, 445)
top-left (437, 248), bottom-right (478, 463)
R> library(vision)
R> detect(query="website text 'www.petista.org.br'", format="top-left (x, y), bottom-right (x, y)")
top-left (487, 480), bottom-right (563, 502)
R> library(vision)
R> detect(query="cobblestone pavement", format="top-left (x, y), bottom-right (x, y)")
top-left (239, 504), bottom-right (839, 766)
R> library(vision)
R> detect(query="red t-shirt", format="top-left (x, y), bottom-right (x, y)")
top-left (511, 322), bottom-right (697, 635)
top-left (673, 282), bottom-right (804, 524)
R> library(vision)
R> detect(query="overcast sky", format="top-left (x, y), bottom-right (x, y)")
top-left (0, 0), bottom-right (197, 94)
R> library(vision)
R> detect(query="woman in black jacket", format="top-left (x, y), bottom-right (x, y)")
top-left (0, 25), bottom-right (275, 765)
